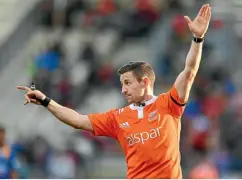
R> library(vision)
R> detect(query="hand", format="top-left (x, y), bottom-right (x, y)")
top-left (17, 86), bottom-right (46, 105)
top-left (184, 4), bottom-right (211, 38)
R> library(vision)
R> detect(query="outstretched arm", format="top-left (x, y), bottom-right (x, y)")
top-left (17, 86), bottom-right (93, 131)
top-left (174, 4), bottom-right (211, 102)
top-left (47, 99), bottom-right (93, 131)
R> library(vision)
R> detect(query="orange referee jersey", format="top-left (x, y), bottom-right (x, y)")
top-left (88, 85), bottom-right (186, 179)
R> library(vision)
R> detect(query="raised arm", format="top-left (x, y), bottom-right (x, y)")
top-left (174, 4), bottom-right (211, 102)
top-left (17, 86), bottom-right (93, 131)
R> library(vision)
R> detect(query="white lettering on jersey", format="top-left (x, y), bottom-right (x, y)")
top-left (126, 127), bottom-right (162, 146)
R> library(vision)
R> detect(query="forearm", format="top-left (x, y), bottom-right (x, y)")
top-left (174, 40), bottom-right (204, 101)
top-left (185, 41), bottom-right (203, 73)
top-left (47, 100), bottom-right (91, 130)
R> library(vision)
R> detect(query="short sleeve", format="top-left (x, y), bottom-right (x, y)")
top-left (88, 109), bottom-right (118, 139)
top-left (157, 85), bottom-right (186, 117)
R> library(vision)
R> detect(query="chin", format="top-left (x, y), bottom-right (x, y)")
top-left (127, 101), bottom-right (132, 105)
top-left (126, 99), bottom-right (134, 105)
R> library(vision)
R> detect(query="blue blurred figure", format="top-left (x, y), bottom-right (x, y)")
top-left (184, 98), bottom-right (201, 119)
top-left (12, 142), bottom-right (30, 179)
top-left (0, 126), bottom-right (18, 179)
top-left (33, 42), bottom-right (64, 94)
top-left (35, 42), bottom-right (62, 72)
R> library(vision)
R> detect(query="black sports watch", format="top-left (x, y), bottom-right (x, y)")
top-left (193, 36), bottom-right (204, 43)
top-left (40, 97), bottom-right (51, 107)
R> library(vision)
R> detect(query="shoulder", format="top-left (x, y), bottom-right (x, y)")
top-left (156, 85), bottom-right (179, 104)
top-left (156, 92), bottom-right (169, 107)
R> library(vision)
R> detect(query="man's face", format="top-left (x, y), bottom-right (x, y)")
top-left (120, 71), bottom-right (145, 104)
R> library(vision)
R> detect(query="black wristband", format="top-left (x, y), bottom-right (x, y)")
top-left (40, 97), bottom-right (51, 107)
top-left (193, 36), bottom-right (204, 43)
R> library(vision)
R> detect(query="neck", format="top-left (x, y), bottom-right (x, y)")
top-left (134, 94), bottom-right (154, 106)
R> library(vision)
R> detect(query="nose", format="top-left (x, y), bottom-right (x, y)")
top-left (122, 86), bottom-right (127, 94)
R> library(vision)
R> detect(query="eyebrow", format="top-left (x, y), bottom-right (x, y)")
top-left (121, 79), bottom-right (130, 82)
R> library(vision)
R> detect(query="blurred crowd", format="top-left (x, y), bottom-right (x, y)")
top-left (5, 0), bottom-right (242, 178)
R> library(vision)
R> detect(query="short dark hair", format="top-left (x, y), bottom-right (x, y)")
top-left (118, 61), bottom-right (155, 87)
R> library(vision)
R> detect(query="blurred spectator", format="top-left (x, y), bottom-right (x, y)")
top-left (155, 49), bottom-right (173, 84)
top-left (80, 41), bottom-right (101, 86)
top-left (168, 0), bottom-right (183, 10)
top-left (212, 147), bottom-right (230, 177)
top-left (52, 0), bottom-right (68, 27)
top-left (201, 88), bottom-right (226, 119)
top-left (97, 0), bottom-right (116, 16)
top-left (188, 153), bottom-right (219, 179)
top-left (0, 126), bottom-right (18, 179)
top-left (221, 109), bottom-right (242, 171)
top-left (65, 0), bottom-right (85, 28)
top-left (39, 0), bottom-right (85, 28)
top-left (46, 148), bottom-right (76, 179)
top-left (81, 42), bottom-right (97, 63)
top-left (97, 64), bottom-right (114, 84)
top-left (224, 78), bottom-right (236, 97)
top-left (184, 97), bottom-right (202, 119)
top-left (188, 114), bottom-right (211, 153)
top-left (121, 0), bottom-right (160, 40)
top-left (56, 75), bottom-right (73, 107)
top-left (33, 42), bottom-right (64, 95)
top-left (16, 152), bottom-right (30, 179)
top-left (171, 15), bottom-right (189, 42)
top-left (35, 42), bottom-right (63, 72)
top-left (26, 136), bottom-right (51, 171)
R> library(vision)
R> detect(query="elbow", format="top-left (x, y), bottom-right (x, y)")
top-left (73, 125), bottom-right (79, 129)
top-left (73, 123), bottom-right (82, 129)
top-left (72, 123), bottom-right (86, 130)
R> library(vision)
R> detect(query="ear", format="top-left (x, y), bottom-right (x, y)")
top-left (142, 77), bottom-right (149, 88)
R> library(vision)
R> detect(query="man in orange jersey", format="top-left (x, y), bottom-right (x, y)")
top-left (17, 4), bottom-right (211, 179)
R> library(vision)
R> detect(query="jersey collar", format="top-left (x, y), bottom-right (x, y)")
top-left (129, 96), bottom-right (157, 110)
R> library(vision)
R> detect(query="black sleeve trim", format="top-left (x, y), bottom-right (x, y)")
top-left (170, 95), bottom-right (187, 106)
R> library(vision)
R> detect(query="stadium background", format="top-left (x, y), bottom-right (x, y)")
top-left (0, 0), bottom-right (241, 178)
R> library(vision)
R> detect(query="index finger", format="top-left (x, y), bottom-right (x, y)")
top-left (198, 5), bottom-right (206, 17)
top-left (16, 86), bottom-right (31, 91)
